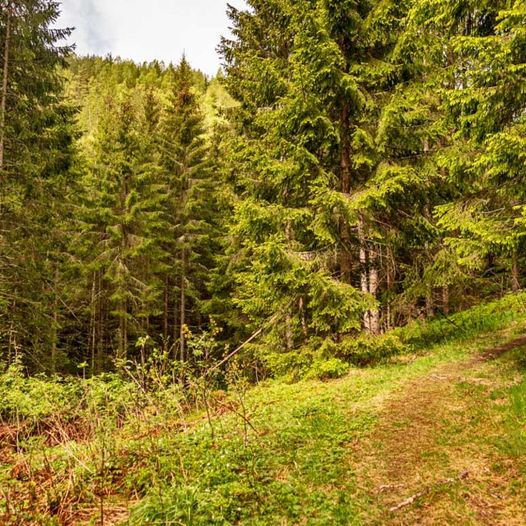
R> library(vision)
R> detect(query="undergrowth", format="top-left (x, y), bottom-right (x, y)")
top-left (1, 293), bottom-right (526, 525)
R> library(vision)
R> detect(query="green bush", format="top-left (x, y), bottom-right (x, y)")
top-left (258, 341), bottom-right (350, 382)
top-left (0, 364), bottom-right (146, 432)
top-left (0, 362), bottom-right (79, 422)
top-left (303, 358), bottom-right (350, 381)
top-left (84, 373), bottom-right (144, 417)
top-left (335, 333), bottom-right (409, 366)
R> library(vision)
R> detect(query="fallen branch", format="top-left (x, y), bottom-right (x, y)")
top-left (389, 471), bottom-right (469, 513)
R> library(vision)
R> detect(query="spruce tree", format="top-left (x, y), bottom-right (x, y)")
top-left (79, 92), bottom-right (168, 363)
top-left (219, 0), bottom-right (420, 368)
top-left (158, 57), bottom-right (218, 361)
top-left (0, 0), bottom-right (75, 369)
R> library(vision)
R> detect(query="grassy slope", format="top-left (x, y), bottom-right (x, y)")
top-left (128, 319), bottom-right (526, 526)
top-left (1, 296), bottom-right (526, 525)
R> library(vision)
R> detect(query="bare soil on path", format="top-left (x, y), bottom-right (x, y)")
top-left (353, 335), bottom-right (526, 525)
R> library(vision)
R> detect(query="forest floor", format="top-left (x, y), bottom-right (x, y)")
top-left (1, 310), bottom-right (526, 525)
top-left (113, 317), bottom-right (526, 525)
top-left (351, 330), bottom-right (526, 525)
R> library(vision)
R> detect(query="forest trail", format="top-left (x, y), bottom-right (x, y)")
top-left (353, 334), bottom-right (526, 525)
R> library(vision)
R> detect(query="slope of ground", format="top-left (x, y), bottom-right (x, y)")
top-left (1, 298), bottom-right (526, 525)
top-left (353, 333), bottom-right (526, 525)
top-left (126, 318), bottom-right (526, 525)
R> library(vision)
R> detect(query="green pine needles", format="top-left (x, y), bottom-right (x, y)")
top-left (0, 0), bottom-right (525, 377)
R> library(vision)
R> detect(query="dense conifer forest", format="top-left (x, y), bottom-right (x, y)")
top-left (1, 1), bottom-right (526, 524)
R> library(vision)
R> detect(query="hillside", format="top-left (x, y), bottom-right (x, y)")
top-left (1, 294), bottom-right (526, 525)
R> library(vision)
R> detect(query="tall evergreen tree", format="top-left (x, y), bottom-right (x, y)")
top-left (219, 0), bottom-right (424, 370)
top-left (79, 92), bottom-right (168, 363)
top-left (158, 57), bottom-right (218, 361)
top-left (429, 0), bottom-right (526, 293)
top-left (0, 0), bottom-right (75, 369)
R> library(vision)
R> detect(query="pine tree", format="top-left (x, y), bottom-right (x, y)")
top-left (219, 0), bottom-right (426, 369)
top-left (158, 57), bottom-right (218, 361)
top-left (79, 92), bottom-right (168, 363)
top-left (408, 1), bottom-right (526, 295)
top-left (0, 0), bottom-right (75, 369)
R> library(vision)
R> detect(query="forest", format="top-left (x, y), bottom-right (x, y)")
top-left (1, 0), bottom-right (526, 524)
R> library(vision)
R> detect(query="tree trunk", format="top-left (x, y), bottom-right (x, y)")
top-left (7, 295), bottom-right (16, 365)
top-left (442, 285), bottom-right (450, 315)
top-left (90, 274), bottom-right (97, 373)
top-left (123, 309), bottom-right (128, 360)
top-left (50, 269), bottom-right (59, 373)
top-left (512, 250), bottom-right (520, 292)
top-left (426, 291), bottom-right (434, 318)
top-left (173, 287), bottom-right (179, 361)
top-left (118, 313), bottom-right (125, 361)
top-left (0, 6), bottom-right (11, 173)
top-left (163, 276), bottom-right (169, 352)
top-left (299, 296), bottom-right (308, 339)
top-left (368, 247), bottom-right (380, 335)
top-left (360, 252), bottom-right (370, 331)
top-left (358, 217), bottom-right (371, 332)
top-left (285, 312), bottom-right (294, 351)
top-left (386, 246), bottom-right (395, 331)
top-left (118, 301), bottom-right (128, 361)
top-left (97, 272), bottom-right (104, 371)
top-left (180, 248), bottom-right (186, 363)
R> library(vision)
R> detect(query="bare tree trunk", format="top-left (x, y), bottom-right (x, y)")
top-left (119, 313), bottom-right (125, 361)
top-left (50, 270), bottom-right (59, 373)
top-left (51, 305), bottom-right (58, 372)
top-left (7, 296), bottom-right (15, 365)
top-left (123, 308), bottom-right (128, 359)
top-left (0, 6), bottom-right (11, 173)
top-left (173, 287), bottom-right (178, 361)
top-left (90, 274), bottom-right (97, 372)
top-left (299, 296), bottom-right (308, 339)
top-left (163, 276), bottom-right (169, 352)
top-left (512, 250), bottom-right (520, 292)
top-left (386, 246), bottom-right (395, 331)
top-left (368, 247), bottom-right (380, 335)
top-left (282, 222), bottom-right (296, 349)
top-left (339, 105), bottom-right (353, 283)
top-left (98, 273), bottom-right (104, 371)
top-left (285, 312), bottom-right (294, 351)
top-left (7, 318), bottom-right (13, 364)
top-left (180, 248), bottom-right (186, 363)
top-left (442, 285), bottom-right (450, 315)
top-left (426, 291), bottom-right (435, 318)
top-left (360, 251), bottom-right (370, 331)
top-left (118, 300), bottom-right (128, 361)
top-left (358, 217), bottom-right (371, 332)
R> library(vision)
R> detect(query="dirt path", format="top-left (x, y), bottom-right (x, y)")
top-left (354, 336), bottom-right (526, 525)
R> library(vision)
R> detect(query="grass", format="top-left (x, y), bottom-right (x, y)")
top-left (1, 293), bottom-right (526, 525)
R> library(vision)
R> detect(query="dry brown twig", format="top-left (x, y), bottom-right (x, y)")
top-left (389, 470), bottom-right (469, 513)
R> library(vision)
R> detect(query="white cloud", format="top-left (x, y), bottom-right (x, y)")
top-left (58, 0), bottom-right (247, 75)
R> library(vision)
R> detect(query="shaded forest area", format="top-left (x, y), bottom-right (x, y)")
top-left (0, 0), bottom-right (525, 377)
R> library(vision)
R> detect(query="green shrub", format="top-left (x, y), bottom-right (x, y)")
top-left (0, 363), bottom-right (79, 422)
top-left (258, 341), bottom-right (350, 382)
top-left (84, 373), bottom-right (143, 417)
top-left (303, 358), bottom-right (350, 381)
top-left (335, 333), bottom-right (409, 366)
top-left (0, 364), bottom-right (145, 431)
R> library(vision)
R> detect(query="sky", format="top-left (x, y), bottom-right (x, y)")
top-left (57, 0), bottom-right (247, 75)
